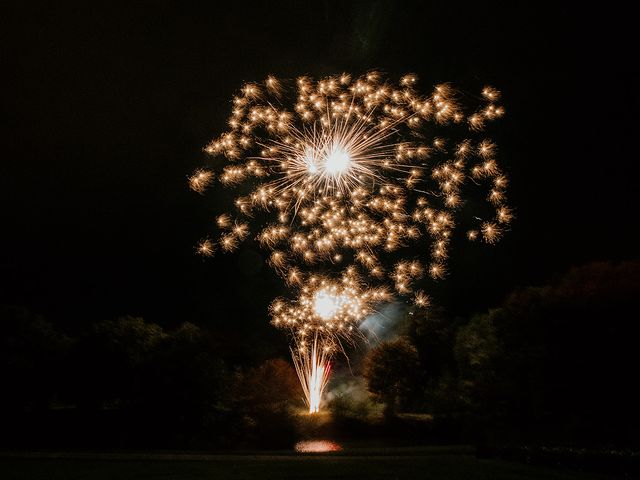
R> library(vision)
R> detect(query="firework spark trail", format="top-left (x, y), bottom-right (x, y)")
top-left (191, 72), bottom-right (510, 411)
top-left (292, 334), bottom-right (331, 414)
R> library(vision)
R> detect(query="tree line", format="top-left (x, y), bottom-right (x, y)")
top-left (364, 261), bottom-right (640, 447)
top-left (1, 260), bottom-right (638, 449)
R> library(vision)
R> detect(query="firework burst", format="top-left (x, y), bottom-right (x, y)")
top-left (275, 272), bottom-right (390, 413)
top-left (191, 72), bottom-right (511, 412)
top-left (270, 270), bottom-right (392, 345)
top-left (193, 72), bottom-right (510, 296)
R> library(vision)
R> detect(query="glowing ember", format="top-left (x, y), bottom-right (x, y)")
top-left (295, 440), bottom-right (343, 453)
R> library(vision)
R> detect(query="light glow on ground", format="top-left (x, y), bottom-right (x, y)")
top-left (295, 440), bottom-right (343, 453)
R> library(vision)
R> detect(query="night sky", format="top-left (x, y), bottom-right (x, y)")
top-left (2, 2), bottom-right (637, 353)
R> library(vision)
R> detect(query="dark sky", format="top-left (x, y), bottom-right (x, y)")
top-left (1, 2), bottom-right (637, 349)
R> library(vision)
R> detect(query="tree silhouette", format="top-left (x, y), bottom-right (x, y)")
top-left (364, 338), bottom-right (420, 415)
top-left (454, 261), bottom-right (640, 446)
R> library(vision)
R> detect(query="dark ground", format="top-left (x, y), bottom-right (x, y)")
top-left (0, 447), bottom-right (615, 480)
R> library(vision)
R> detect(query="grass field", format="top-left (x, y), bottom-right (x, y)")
top-left (0, 446), bottom-right (614, 479)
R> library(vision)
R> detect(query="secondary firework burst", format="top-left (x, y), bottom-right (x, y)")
top-left (271, 271), bottom-right (391, 413)
top-left (270, 270), bottom-right (392, 344)
top-left (190, 72), bottom-right (511, 412)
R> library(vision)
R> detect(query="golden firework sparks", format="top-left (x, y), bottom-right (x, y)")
top-left (269, 271), bottom-right (381, 343)
top-left (191, 72), bottom-right (512, 412)
top-left (276, 273), bottom-right (390, 414)
top-left (196, 238), bottom-right (215, 257)
top-left (188, 169), bottom-right (214, 194)
top-left (192, 73), bottom-right (510, 298)
top-left (292, 334), bottom-right (331, 414)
